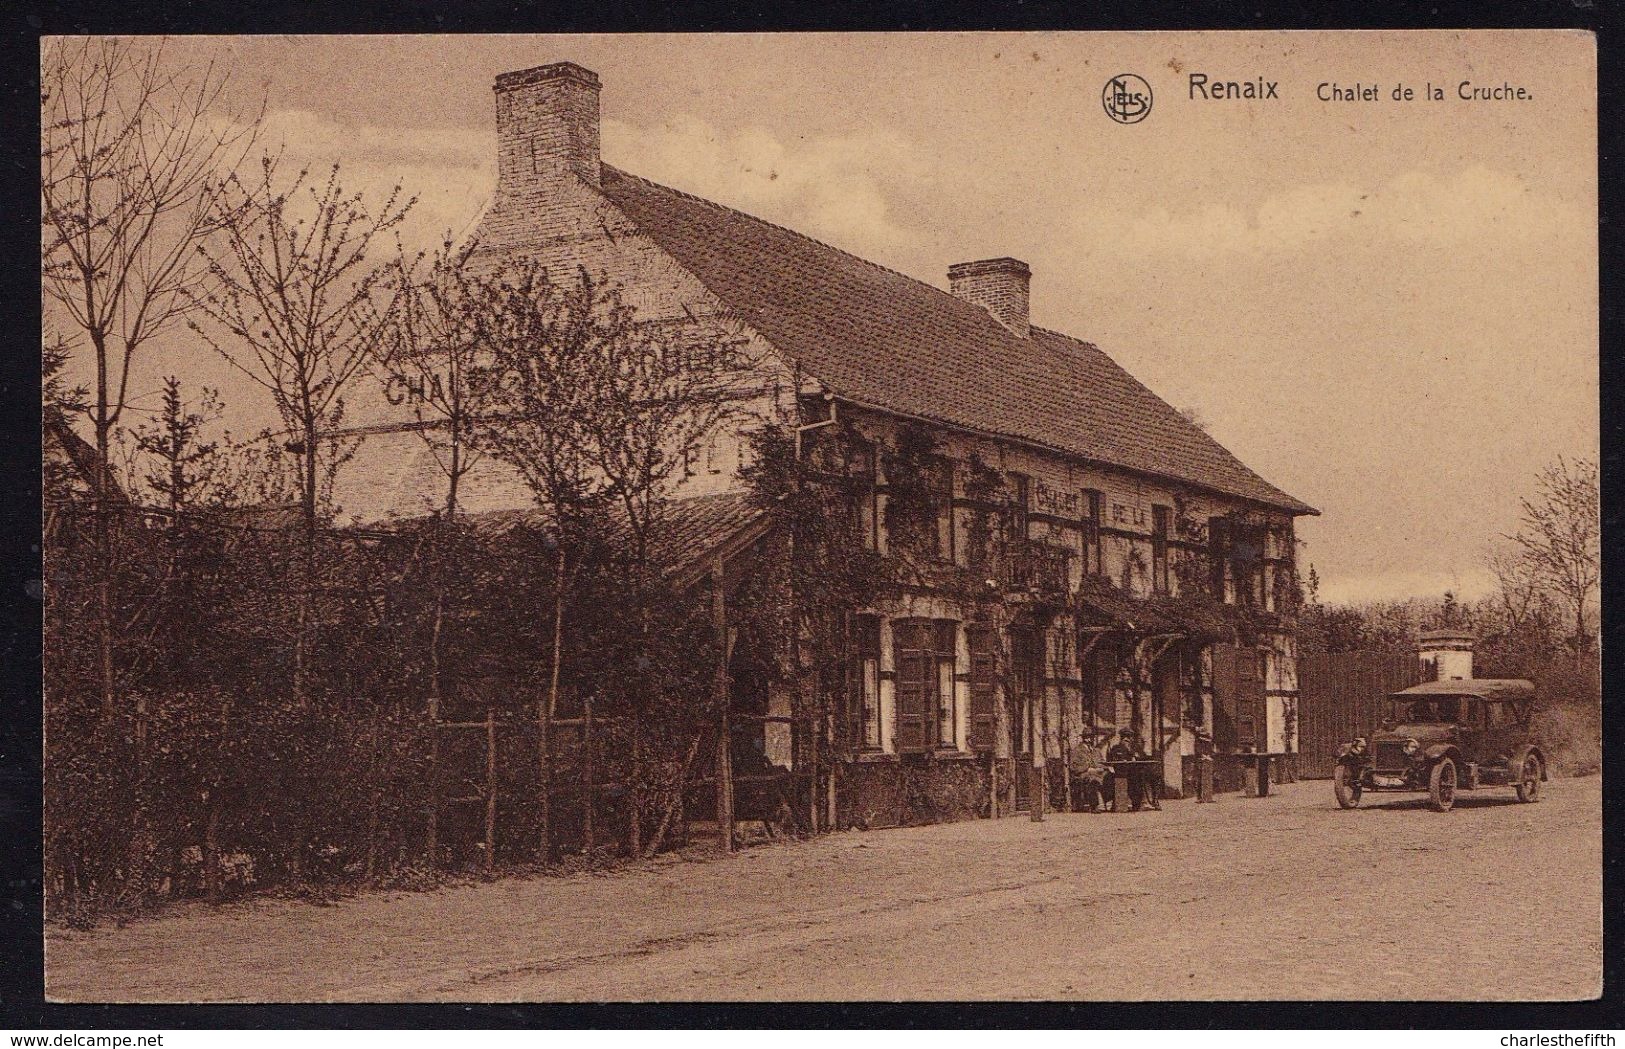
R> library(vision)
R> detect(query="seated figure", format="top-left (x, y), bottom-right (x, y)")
top-left (1069, 731), bottom-right (1111, 812)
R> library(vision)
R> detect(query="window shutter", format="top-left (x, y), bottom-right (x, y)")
top-left (1237, 648), bottom-right (1264, 750)
top-left (968, 627), bottom-right (997, 751)
top-left (1211, 643), bottom-right (1238, 751)
top-left (1207, 516), bottom-right (1226, 597)
top-left (894, 619), bottom-right (928, 753)
top-left (852, 615), bottom-right (882, 748)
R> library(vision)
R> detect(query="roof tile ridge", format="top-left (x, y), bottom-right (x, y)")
top-left (1032, 327), bottom-right (1307, 508)
top-left (601, 163), bottom-right (980, 309)
top-left (1028, 324), bottom-right (1102, 353)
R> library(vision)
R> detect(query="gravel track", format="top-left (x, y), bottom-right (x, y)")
top-left (46, 776), bottom-right (1601, 1002)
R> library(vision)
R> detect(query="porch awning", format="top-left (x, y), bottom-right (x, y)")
top-left (1074, 576), bottom-right (1235, 645)
top-left (461, 488), bottom-right (771, 590)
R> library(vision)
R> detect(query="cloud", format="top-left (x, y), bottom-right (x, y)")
top-left (251, 108), bottom-right (944, 262)
top-left (1066, 165), bottom-right (1582, 261)
top-left (602, 115), bottom-right (931, 258)
top-left (256, 109), bottom-right (494, 249)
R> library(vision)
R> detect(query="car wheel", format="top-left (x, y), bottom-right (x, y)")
top-left (1428, 757), bottom-right (1457, 812)
top-left (1333, 764), bottom-right (1362, 809)
top-left (1515, 753), bottom-right (1543, 803)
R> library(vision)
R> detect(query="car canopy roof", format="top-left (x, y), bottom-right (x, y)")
top-left (1389, 678), bottom-right (1535, 703)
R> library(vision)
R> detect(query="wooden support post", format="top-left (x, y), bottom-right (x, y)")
top-left (1197, 754), bottom-right (1215, 803)
top-left (712, 558), bottom-right (734, 853)
top-left (365, 718), bottom-right (381, 882)
top-left (1059, 669), bottom-right (1073, 814)
top-left (483, 708), bottom-right (497, 872)
top-left (1257, 754), bottom-right (1272, 797)
top-left (805, 711), bottom-right (819, 836)
top-left (1028, 759), bottom-right (1046, 822)
top-left (582, 693), bottom-right (595, 853)
top-left (1113, 772), bottom-right (1132, 813)
top-left (426, 702), bottom-right (440, 870)
top-left (825, 712), bottom-right (838, 831)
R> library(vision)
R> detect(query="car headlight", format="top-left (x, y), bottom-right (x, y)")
top-left (1403, 738), bottom-right (1420, 755)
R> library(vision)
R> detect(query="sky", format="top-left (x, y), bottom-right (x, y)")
top-left (54, 31), bottom-right (1598, 605)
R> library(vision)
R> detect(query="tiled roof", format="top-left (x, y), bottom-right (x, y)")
top-left (598, 165), bottom-right (1315, 516)
top-left (462, 489), bottom-right (767, 585)
top-left (44, 405), bottom-right (131, 506)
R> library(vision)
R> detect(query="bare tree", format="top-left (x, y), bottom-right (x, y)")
top-left (379, 237), bottom-right (486, 520)
top-left (377, 236), bottom-right (488, 863)
top-left (189, 156), bottom-right (413, 703)
top-left (1486, 540), bottom-right (1551, 636)
top-left (41, 37), bottom-right (259, 716)
top-left (1506, 456), bottom-right (1599, 662)
top-left (580, 302), bottom-right (750, 857)
top-left (466, 259), bottom-right (617, 861)
top-left (587, 312), bottom-right (750, 566)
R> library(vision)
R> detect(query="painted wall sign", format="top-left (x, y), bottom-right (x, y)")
top-left (384, 372), bottom-right (447, 407)
top-left (1112, 502), bottom-right (1148, 527)
top-left (1033, 478), bottom-right (1080, 516)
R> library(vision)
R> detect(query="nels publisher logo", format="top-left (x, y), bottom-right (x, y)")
top-left (1103, 73), bottom-right (1153, 124)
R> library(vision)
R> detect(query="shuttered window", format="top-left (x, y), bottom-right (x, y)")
top-left (932, 458), bottom-right (955, 563)
top-left (1208, 515), bottom-right (1228, 599)
top-left (852, 614), bottom-right (882, 749)
top-left (1152, 505), bottom-right (1171, 593)
top-left (1081, 489), bottom-right (1103, 576)
top-left (968, 627), bottom-right (998, 752)
top-left (894, 619), bottom-right (931, 753)
top-left (893, 618), bottom-right (959, 752)
top-left (935, 620), bottom-right (957, 747)
top-left (1010, 473), bottom-right (1030, 541)
top-left (849, 441), bottom-right (879, 551)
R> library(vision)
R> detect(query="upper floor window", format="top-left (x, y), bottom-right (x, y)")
top-left (1152, 504), bottom-right (1171, 593)
top-left (931, 457), bottom-right (955, 563)
top-left (1009, 473), bottom-right (1030, 541)
top-left (1210, 516), bottom-right (1266, 606)
top-left (848, 440), bottom-right (879, 551)
top-left (1080, 488), bottom-right (1103, 576)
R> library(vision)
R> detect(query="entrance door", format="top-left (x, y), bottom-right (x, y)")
top-left (1009, 628), bottom-right (1043, 810)
top-left (1212, 643), bottom-right (1266, 753)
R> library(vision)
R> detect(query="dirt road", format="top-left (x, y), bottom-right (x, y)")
top-left (46, 777), bottom-right (1601, 1002)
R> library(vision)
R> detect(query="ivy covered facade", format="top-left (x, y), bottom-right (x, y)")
top-left (336, 60), bottom-right (1317, 829)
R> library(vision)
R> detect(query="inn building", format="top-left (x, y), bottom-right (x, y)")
top-left (337, 61), bottom-right (1318, 825)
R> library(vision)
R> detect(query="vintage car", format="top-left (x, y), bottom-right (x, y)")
top-left (1333, 678), bottom-right (1546, 812)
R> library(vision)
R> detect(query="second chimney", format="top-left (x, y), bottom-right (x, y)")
top-left (948, 257), bottom-right (1031, 338)
top-left (493, 61), bottom-right (601, 194)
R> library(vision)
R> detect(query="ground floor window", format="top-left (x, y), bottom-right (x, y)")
top-left (894, 617), bottom-right (959, 752)
top-left (935, 620), bottom-right (957, 747)
top-left (968, 626), bottom-right (997, 751)
top-left (853, 614), bottom-right (882, 749)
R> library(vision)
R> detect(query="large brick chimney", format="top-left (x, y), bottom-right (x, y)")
top-left (493, 61), bottom-right (601, 194)
top-left (948, 257), bottom-right (1031, 338)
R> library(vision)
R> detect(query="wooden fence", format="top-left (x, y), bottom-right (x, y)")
top-left (1296, 651), bottom-right (1424, 779)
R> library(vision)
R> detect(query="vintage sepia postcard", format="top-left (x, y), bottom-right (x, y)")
top-left (39, 30), bottom-right (1599, 1003)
